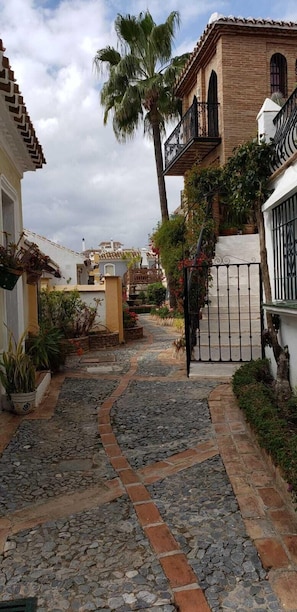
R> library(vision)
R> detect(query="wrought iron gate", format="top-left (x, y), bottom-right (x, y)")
top-left (184, 261), bottom-right (264, 375)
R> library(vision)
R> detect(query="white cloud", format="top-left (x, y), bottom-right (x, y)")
top-left (0, 0), bottom-right (291, 252)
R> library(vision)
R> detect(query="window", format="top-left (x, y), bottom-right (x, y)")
top-left (270, 53), bottom-right (287, 97)
top-left (104, 263), bottom-right (115, 276)
top-left (207, 70), bottom-right (219, 137)
top-left (272, 193), bottom-right (297, 300)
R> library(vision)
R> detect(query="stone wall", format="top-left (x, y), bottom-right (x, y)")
top-left (124, 326), bottom-right (144, 342)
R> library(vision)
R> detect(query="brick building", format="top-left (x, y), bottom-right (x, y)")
top-left (164, 15), bottom-right (297, 371)
top-left (164, 14), bottom-right (297, 179)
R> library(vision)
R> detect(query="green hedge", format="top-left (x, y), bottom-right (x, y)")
top-left (232, 359), bottom-right (297, 497)
top-left (129, 305), bottom-right (153, 314)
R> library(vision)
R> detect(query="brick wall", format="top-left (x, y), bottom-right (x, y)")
top-left (187, 28), bottom-right (297, 168)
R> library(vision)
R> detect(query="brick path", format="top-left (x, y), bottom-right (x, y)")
top-left (0, 316), bottom-right (297, 610)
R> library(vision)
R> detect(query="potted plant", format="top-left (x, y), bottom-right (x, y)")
top-left (0, 331), bottom-right (36, 414)
top-left (21, 244), bottom-right (60, 285)
top-left (0, 233), bottom-right (25, 290)
top-left (26, 325), bottom-right (66, 372)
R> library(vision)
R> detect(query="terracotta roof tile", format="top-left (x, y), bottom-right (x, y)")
top-left (0, 39), bottom-right (45, 171)
top-left (176, 16), bottom-right (297, 96)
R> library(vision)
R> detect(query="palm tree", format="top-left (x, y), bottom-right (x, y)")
top-left (94, 10), bottom-right (189, 223)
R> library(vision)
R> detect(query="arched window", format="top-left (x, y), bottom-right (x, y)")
top-left (270, 53), bottom-right (287, 97)
top-left (104, 263), bottom-right (115, 276)
top-left (207, 70), bottom-right (219, 137)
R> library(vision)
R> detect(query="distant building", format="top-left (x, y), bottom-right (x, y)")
top-left (24, 230), bottom-right (90, 287)
top-left (82, 242), bottom-right (161, 297)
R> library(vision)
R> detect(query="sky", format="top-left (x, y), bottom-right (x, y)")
top-left (1, 0), bottom-right (297, 253)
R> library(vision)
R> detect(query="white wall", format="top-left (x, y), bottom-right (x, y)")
top-left (52, 284), bottom-right (106, 329)
top-left (215, 234), bottom-right (260, 264)
top-left (263, 159), bottom-right (297, 388)
top-left (24, 230), bottom-right (89, 285)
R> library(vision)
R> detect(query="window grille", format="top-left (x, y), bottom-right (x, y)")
top-left (272, 193), bottom-right (297, 300)
top-left (270, 53), bottom-right (287, 97)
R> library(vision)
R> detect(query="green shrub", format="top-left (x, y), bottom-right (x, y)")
top-left (138, 290), bottom-right (147, 304)
top-left (232, 360), bottom-right (297, 497)
top-left (284, 396), bottom-right (297, 423)
top-left (232, 358), bottom-right (273, 397)
top-left (27, 325), bottom-right (66, 372)
top-left (131, 305), bottom-right (152, 314)
top-left (147, 282), bottom-right (166, 306)
top-left (39, 289), bottom-right (100, 338)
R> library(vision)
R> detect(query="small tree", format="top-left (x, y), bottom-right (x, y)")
top-left (147, 282), bottom-right (166, 306)
top-left (151, 215), bottom-right (186, 309)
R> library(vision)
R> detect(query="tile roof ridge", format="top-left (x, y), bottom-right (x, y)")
top-left (176, 15), bottom-right (297, 94)
top-left (24, 229), bottom-right (83, 256)
top-left (0, 39), bottom-right (46, 170)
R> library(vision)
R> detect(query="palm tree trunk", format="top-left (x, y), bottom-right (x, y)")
top-left (151, 121), bottom-right (169, 222)
top-left (151, 120), bottom-right (177, 307)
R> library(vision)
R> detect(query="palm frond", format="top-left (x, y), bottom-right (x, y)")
top-left (93, 46), bottom-right (121, 74)
top-left (95, 8), bottom-right (186, 223)
top-left (115, 14), bottom-right (142, 50)
top-left (149, 11), bottom-right (180, 63)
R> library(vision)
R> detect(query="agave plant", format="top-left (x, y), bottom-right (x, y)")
top-left (0, 331), bottom-right (36, 395)
top-left (26, 325), bottom-right (66, 372)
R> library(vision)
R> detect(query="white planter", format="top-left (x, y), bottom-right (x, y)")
top-left (9, 391), bottom-right (36, 415)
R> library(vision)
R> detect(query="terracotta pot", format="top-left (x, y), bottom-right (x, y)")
top-left (242, 224), bottom-right (257, 234)
top-left (220, 227), bottom-right (239, 236)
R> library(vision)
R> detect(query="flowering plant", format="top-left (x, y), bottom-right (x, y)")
top-left (123, 305), bottom-right (139, 328)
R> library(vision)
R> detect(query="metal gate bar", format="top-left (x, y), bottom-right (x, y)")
top-left (184, 262), bottom-right (263, 373)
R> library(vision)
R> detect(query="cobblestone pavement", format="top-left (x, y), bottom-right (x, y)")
top-left (0, 315), bottom-right (296, 611)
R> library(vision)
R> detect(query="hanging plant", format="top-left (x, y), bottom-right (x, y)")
top-left (0, 232), bottom-right (26, 290)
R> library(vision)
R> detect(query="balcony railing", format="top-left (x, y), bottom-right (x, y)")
top-left (125, 268), bottom-right (163, 286)
top-left (164, 96), bottom-right (220, 175)
top-left (272, 88), bottom-right (297, 171)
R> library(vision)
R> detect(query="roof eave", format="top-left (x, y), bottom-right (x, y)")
top-left (175, 17), bottom-right (297, 98)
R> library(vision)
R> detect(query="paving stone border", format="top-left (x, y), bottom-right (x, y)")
top-left (0, 317), bottom-right (296, 611)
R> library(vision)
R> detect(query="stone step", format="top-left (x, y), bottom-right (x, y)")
top-left (193, 344), bottom-right (262, 362)
top-left (198, 319), bottom-right (261, 332)
top-left (208, 274), bottom-right (260, 294)
top-left (199, 311), bottom-right (260, 322)
top-left (204, 296), bottom-right (260, 308)
top-left (197, 331), bottom-right (261, 343)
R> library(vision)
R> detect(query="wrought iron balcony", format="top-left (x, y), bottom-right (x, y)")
top-left (125, 268), bottom-right (163, 287)
top-left (272, 87), bottom-right (297, 172)
top-left (164, 96), bottom-right (221, 176)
